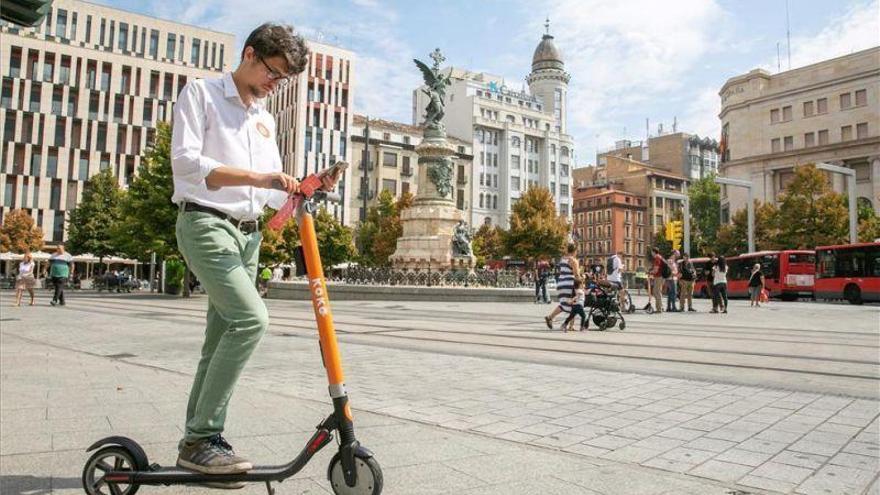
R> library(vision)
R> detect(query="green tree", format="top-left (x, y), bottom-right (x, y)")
top-left (856, 198), bottom-right (880, 242)
top-left (262, 206), bottom-right (355, 272)
top-left (650, 228), bottom-right (673, 257)
top-left (66, 169), bottom-right (122, 262)
top-left (688, 174), bottom-right (721, 256)
top-left (472, 224), bottom-right (505, 267)
top-left (775, 164), bottom-right (848, 249)
top-left (504, 186), bottom-right (568, 262)
top-left (714, 201), bottom-right (781, 256)
top-left (356, 190), bottom-right (413, 266)
top-left (111, 122), bottom-right (178, 261)
top-left (0, 209), bottom-right (44, 253)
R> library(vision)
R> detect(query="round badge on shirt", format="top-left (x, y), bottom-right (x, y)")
top-left (256, 122), bottom-right (270, 138)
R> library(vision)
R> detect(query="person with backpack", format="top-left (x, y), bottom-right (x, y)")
top-left (748, 263), bottom-right (765, 307)
top-left (650, 247), bottom-right (668, 314)
top-left (678, 253), bottom-right (696, 312)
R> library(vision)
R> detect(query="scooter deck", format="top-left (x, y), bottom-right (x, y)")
top-left (110, 463), bottom-right (301, 484)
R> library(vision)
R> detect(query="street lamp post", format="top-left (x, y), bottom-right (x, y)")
top-left (715, 177), bottom-right (755, 253)
top-left (816, 162), bottom-right (857, 244)
top-left (652, 189), bottom-right (690, 255)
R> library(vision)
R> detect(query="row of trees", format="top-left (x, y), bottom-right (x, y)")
top-left (687, 164), bottom-right (880, 257)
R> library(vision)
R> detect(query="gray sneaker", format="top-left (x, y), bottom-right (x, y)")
top-left (177, 435), bottom-right (253, 475)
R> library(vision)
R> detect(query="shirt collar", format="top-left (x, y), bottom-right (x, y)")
top-left (223, 72), bottom-right (265, 111)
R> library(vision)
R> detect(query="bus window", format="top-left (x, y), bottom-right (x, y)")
top-left (817, 250), bottom-right (835, 278)
top-left (869, 245), bottom-right (880, 277)
top-left (788, 253), bottom-right (815, 264)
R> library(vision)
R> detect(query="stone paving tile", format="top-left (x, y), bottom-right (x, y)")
top-left (687, 459), bottom-right (753, 483)
top-left (738, 475), bottom-right (797, 494)
top-left (770, 450), bottom-right (828, 470)
top-left (749, 461), bottom-right (815, 485)
top-left (713, 448), bottom-right (776, 467)
top-left (795, 464), bottom-right (877, 495)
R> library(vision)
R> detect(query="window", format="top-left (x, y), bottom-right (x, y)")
top-left (783, 136), bottom-right (793, 151)
top-left (803, 101), bottom-right (814, 117)
top-left (43, 53), bottom-right (55, 82)
top-left (101, 64), bottom-right (111, 91)
top-left (493, 195), bottom-right (497, 209)
top-left (149, 30), bottom-right (159, 59)
top-left (840, 93), bottom-right (851, 109)
top-left (56, 9), bottom-right (68, 38)
top-left (511, 176), bottom-right (520, 191)
top-left (1, 78), bottom-right (12, 107)
top-left (771, 138), bottom-right (781, 153)
top-left (841, 125), bottom-right (852, 141)
top-left (855, 89), bottom-right (867, 106)
top-left (479, 194), bottom-right (483, 208)
top-left (118, 22), bottom-right (128, 51)
top-left (817, 98), bottom-right (827, 114)
top-left (782, 106), bottom-right (792, 121)
top-left (51, 87), bottom-right (63, 114)
top-left (191, 39), bottom-right (201, 65)
top-left (818, 129), bottom-right (829, 146)
top-left (9, 46), bottom-right (22, 77)
top-left (166, 34), bottom-right (176, 60)
top-left (857, 122), bottom-right (868, 139)
top-left (770, 109), bottom-right (779, 123)
top-left (804, 132), bottom-right (815, 148)
top-left (382, 152), bottom-right (397, 167)
top-left (29, 83), bottom-right (41, 112)
top-left (381, 179), bottom-right (396, 194)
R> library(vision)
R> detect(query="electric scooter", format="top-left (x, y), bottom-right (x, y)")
top-left (81, 162), bottom-right (383, 495)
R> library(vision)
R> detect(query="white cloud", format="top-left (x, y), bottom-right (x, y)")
top-left (537, 0), bottom-right (726, 162)
top-left (761, 0), bottom-right (880, 72)
top-left (681, 86), bottom-right (721, 140)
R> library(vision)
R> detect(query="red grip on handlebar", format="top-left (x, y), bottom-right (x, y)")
top-left (266, 174), bottom-right (324, 231)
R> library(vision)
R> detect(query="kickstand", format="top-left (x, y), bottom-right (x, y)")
top-left (264, 481), bottom-right (275, 495)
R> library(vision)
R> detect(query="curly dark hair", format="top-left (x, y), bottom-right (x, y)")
top-left (242, 23), bottom-right (309, 75)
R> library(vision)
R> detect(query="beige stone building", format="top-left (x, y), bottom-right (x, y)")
top-left (266, 40), bottom-right (354, 225)
top-left (573, 155), bottom-right (689, 266)
top-left (0, 0), bottom-right (234, 243)
top-left (718, 47), bottom-right (880, 220)
top-left (597, 131), bottom-right (720, 181)
top-left (349, 114), bottom-right (473, 224)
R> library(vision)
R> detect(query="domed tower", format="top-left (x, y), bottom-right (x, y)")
top-left (527, 19), bottom-right (571, 134)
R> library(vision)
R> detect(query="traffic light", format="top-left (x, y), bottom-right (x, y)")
top-left (665, 221), bottom-right (674, 241)
top-left (670, 220), bottom-right (683, 251)
top-left (1, 0), bottom-right (52, 27)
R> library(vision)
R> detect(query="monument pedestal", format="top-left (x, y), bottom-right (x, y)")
top-left (391, 131), bottom-right (476, 270)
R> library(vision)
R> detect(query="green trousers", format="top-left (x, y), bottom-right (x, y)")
top-left (176, 210), bottom-right (266, 444)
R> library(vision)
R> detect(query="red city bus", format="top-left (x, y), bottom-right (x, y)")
top-left (815, 242), bottom-right (880, 304)
top-left (692, 250), bottom-right (815, 300)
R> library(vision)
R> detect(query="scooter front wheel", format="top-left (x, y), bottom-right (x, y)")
top-left (328, 451), bottom-right (383, 495)
top-left (82, 446), bottom-right (140, 495)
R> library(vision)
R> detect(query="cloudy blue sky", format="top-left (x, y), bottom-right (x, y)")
top-left (101, 0), bottom-right (879, 164)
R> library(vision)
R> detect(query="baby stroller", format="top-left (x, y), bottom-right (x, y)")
top-left (585, 283), bottom-right (627, 331)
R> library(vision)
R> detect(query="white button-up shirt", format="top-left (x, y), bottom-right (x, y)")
top-left (171, 72), bottom-right (287, 221)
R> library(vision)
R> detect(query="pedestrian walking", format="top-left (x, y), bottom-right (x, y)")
top-left (678, 253), bottom-right (696, 312)
top-left (712, 256), bottom-right (729, 314)
top-left (535, 260), bottom-right (550, 304)
top-left (706, 254), bottom-right (718, 313)
top-left (561, 278), bottom-right (587, 332)
top-left (749, 263), bottom-right (765, 307)
top-left (666, 250), bottom-right (679, 312)
top-left (14, 252), bottom-right (36, 307)
top-left (545, 243), bottom-right (579, 329)
top-left (48, 244), bottom-right (73, 306)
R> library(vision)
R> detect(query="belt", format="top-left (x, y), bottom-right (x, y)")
top-left (182, 202), bottom-right (260, 234)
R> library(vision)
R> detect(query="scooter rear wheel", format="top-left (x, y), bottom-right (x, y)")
top-left (82, 446), bottom-right (140, 495)
top-left (328, 451), bottom-right (383, 495)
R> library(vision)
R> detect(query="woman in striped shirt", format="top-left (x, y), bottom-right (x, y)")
top-left (545, 243), bottom-right (580, 330)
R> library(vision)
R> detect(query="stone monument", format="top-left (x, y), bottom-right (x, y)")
top-left (390, 49), bottom-right (476, 270)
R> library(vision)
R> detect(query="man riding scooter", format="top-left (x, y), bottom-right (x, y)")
top-left (170, 22), bottom-right (310, 480)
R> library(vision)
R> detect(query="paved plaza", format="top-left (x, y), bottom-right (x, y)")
top-left (0, 289), bottom-right (878, 494)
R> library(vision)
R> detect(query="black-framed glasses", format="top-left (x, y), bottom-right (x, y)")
top-left (258, 57), bottom-right (291, 86)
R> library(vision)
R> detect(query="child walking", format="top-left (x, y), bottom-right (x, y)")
top-left (562, 278), bottom-right (587, 332)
